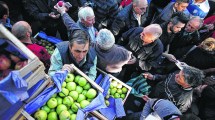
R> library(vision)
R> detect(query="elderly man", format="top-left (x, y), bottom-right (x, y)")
top-left (11, 21), bottom-right (51, 72)
top-left (152, 0), bottom-right (190, 24)
top-left (95, 29), bottom-right (132, 77)
top-left (170, 16), bottom-right (203, 53)
top-left (48, 3), bottom-right (97, 80)
top-left (111, 0), bottom-right (149, 40)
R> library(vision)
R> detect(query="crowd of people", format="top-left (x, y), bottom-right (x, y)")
top-left (1, 0), bottom-right (215, 119)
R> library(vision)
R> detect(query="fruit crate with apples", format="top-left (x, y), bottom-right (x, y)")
top-left (14, 64), bottom-right (108, 120)
top-left (34, 31), bottom-right (63, 55)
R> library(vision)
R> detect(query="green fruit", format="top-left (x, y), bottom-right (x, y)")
top-left (62, 82), bottom-right (67, 88)
top-left (71, 103), bottom-right (80, 113)
top-left (66, 73), bottom-right (75, 82)
top-left (87, 98), bottom-right (93, 102)
top-left (50, 108), bottom-right (55, 112)
top-left (110, 88), bottom-right (117, 95)
top-left (122, 87), bottom-right (128, 94)
top-left (74, 75), bottom-right (81, 83)
top-left (75, 86), bottom-right (83, 94)
top-left (47, 111), bottom-right (58, 120)
top-left (59, 88), bottom-right (69, 97)
top-left (34, 110), bottom-right (47, 120)
top-left (56, 97), bottom-right (63, 105)
top-left (77, 94), bottom-right (86, 103)
top-left (82, 90), bottom-right (87, 96)
top-left (111, 80), bottom-right (118, 87)
top-left (47, 98), bottom-right (58, 109)
top-left (86, 88), bottom-right (97, 99)
top-left (105, 94), bottom-right (110, 99)
top-left (121, 94), bottom-right (125, 99)
top-left (105, 100), bottom-right (110, 106)
top-left (114, 93), bottom-right (120, 98)
top-left (41, 105), bottom-right (51, 113)
top-left (59, 110), bottom-right (70, 120)
top-left (83, 83), bottom-right (91, 90)
top-left (80, 100), bottom-right (90, 108)
top-left (66, 82), bottom-right (77, 91)
top-left (110, 84), bottom-right (113, 89)
top-left (70, 114), bottom-right (77, 120)
top-left (56, 104), bottom-right (67, 115)
top-left (63, 96), bottom-right (74, 107)
top-left (68, 109), bottom-right (74, 115)
top-left (69, 91), bottom-right (79, 101)
top-left (51, 94), bottom-right (57, 98)
top-left (117, 83), bottom-right (122, 89)
top-left (78, 77), bottom-right (87, 87)
top-left (117, 89), bottom-right (122, 94)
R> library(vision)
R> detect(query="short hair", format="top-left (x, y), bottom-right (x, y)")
top-left (133, 0), bottom-right (147, 6)
top-left (176, 0), bottom-right (190, 4)
top-left (199, 37), bottom-right (215, 52)
top-left (182, 66), bottom-right (205, 88)
top-left (189, 16), bottom-right (203, 29)
top-left (78, 7), bottom-right (94, 21)
top-left (144, 24), bottom-right (163, 39)
top-left (0, 1), bottom-right (8, 18)
top-left (96, 29), bottom-right (115, 50)
top-left (12, 21), bottom-right (31, 40)
top-left (171, 12), bottom-right (189, 25)
top-left (69, 30), bottom-right (90, 47)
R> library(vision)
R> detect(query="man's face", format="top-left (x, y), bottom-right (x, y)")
top-left (175, 2), bottom-right (189, 12)
top-left (185, 20), bottom-right (200, 33)
top-left (175, 71), bottom-right (190, 88)
top-left (140, 30), bottom-right (156, 44)
top-left (133, 0), bottom-right (148, 15)
top-left (69, 42), bottom-right (89, 63)
top-left (81, 16), bottom-right (95, 27)
top-left (170, 22), bottom-right (185, 33)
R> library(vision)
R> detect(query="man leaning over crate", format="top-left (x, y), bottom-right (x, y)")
top-left (48, 3), bottom-right (97, 80)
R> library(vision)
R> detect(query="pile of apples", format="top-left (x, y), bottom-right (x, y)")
top-left (37, 39), bottom-right (55, 55)
top-left (104, 80), bottom-right (128, 106)
top-left (0, 54), bottom-right (27, 80)
top-left (34, 73), bottom-right (98, 120)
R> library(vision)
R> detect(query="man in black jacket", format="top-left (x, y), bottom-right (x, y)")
top-left (111, 0), bottom-right (148, 40)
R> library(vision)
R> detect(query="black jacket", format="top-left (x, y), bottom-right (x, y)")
top-left (111, 4), bottom-right (148, 38)
top-left (80, 0), bottom-right (119, 29)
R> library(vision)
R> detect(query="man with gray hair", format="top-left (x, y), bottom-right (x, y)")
top-left (95, 29), bottom-right (133, 76)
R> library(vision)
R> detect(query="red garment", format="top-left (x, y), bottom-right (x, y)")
top-left (120, 0), bottom-right (132, 7)
top-left (203, 15), bottom-right (215, 38)
top-left (25, 43), bottom-right (50, 72)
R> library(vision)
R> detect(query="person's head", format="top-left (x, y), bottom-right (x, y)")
top-left (174, 0), bottom-right (190, 12)
top-left (96, 29), bottom-right (115, 50)
top-left (175, 66), bottom-right (205, 88)
top-left (132, 0), bottom-right (148, 15)
top-left (69, 30), bottom-right (90, 63)
top-left (185, 16), bottom-right (203, 32)
top-left (0, 1), bottom-right (9, 21)
top-left (199, 37), bottom-right (215, 52)
top-left (168, 12), bottom-right (189, 33)
top-left (78, 7), bottom-right (95, 27)
top-left (12, 21), bottom-right (32, 42)
top-left (140, 24), bottom-right (162, 44)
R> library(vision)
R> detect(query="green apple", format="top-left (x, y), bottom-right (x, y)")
top-left (87, 98), bottom-right (93, 102)
top-left (47, 98), bottom-right (58, 109)
top-left (122, 87), bottom-right (128, 94)
top-left (56, 97), bottom-right (63, 105)
top-left (105, 94), bottom-right (110, 99)
top-left (59, 88), bottom-right (69, 97)
top-left (56, 104), bottom-right (67, 115)
top-left (114, 93), bottom-right (120, 98)
top-left (66, 73), bottom-right (75, 82)
top-left (41, 105), bottom-right (50, 113)
top-left (51, 94), bottom-right (57, 98)
top-left (121, 94), bottom-right (125, 99)
top-left (111, 80), bottom-right (118, 87)
top-left (76, 86), bottom-right (83, 94)
top-left (63, 96), bottom-right (74, 107)
top-left (68, 109), bottom-right (74, 115)
top-left (34, 110), bottom-right (47, 120)
top-left (117, 89), bottom-right (122, 94)
top-left (82, 90), bottom-right (87, 96)
top-left (71, 103), bottom-right (80, 113)
top-left (86, 88), bottom-right (97, 99)
top-left (105, 100), bottom-right (110, 106)
top-left (50, 108), bottom-right (55, 112)
top-left (70, 114), bottom-right (77, 120)
top-left (66, 82), bottom-right (77, 91)
top-left (117, 83), bottom-right (122, 89)
top-left (69, 91), bottom-right (79, 101)
top-left (78, 77), bottom-right (87, 87)
top-left (83, 83), bottom-right (91, 90)
top-left (62, 82), bottom-right (67, 88)
top-left (80, 100), bottom-right (90, 108)
top-left (77, 94), bottom-right (86, 103)
top-left (74, 75), bottom-right (81, 83)
top-left (110, 88), bottom-right (117, 95)
top-left (59, 110), bottom-right (70, 120)
top-left (47, 111), bottom-right (58, 120)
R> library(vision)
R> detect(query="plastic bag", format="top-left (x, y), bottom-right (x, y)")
top-left (36, 31), bottom-right (63, 44)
